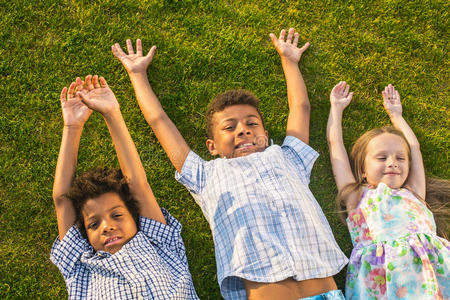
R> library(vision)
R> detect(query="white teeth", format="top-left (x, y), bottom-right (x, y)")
top-left (237, 143), bottom-right (253, 149)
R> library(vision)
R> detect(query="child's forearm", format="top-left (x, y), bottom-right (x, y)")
top-left (103, 109), bottom-right (166, 224)
top-left (282, 60), bottom-right (310, 143)
top-left (53, 126), bottom-right (82, 238)
top-left (390, 114), bottom-right (425, 197)
top-left (128, 73), bottom-right (190, 173)
top-left (327, 108), bottom-right (355, 191)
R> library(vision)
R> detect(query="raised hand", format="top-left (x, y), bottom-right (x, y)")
top-left (270, 28), bottom-right (310, 64)
top-left (112, 39), bottom-right (156, 74)
top-left (330, 81), bottom-right (353, 111)
top-left (382, 84), bottom-right (402, 118)
top-left (60, 80), bottom-right (92, 127)
top-left (77, 75), bottom-right (119, 117)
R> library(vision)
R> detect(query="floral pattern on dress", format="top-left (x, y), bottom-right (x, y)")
top-left (345, 183), bottom-right (450, 299)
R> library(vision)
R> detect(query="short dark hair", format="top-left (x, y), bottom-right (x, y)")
top-left (66, 168), bottom-right (140, 239)
top-left (205, 90), bottom-right (265, 138)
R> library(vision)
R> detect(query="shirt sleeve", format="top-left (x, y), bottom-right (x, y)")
top-left (50, 226), bottom-right (91, 280)
top-left (281, 136), bottom-right (319, 185)
top-left (139, 209), bottom-right (186, 259)
top-left (175, 150), bottom-right (207, 194)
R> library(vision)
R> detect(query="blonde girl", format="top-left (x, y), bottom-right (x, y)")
top-left (327, 82), bottom-right (449, 299)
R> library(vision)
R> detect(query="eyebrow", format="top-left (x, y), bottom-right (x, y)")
top-left (220, 114), bottom-right (260, 124)
top-left (84, 205), bottom-right (125, 220)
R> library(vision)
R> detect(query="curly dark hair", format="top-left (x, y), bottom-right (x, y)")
top-left (66, 168), bottom-right (140, 239)
top-left (205, 90), bottom-right (265, 139)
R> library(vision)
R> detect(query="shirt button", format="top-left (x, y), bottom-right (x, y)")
top-left (281, 212), bottom-right (287, 217)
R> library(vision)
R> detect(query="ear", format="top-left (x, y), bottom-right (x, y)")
top-left (264, 130), bottom-right (269, 146)
top-left (206, 139), bottom-right (219, 156)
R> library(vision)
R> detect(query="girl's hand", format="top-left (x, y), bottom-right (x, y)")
top-left (382, 84), bottom-right (402, 119)
top-left (77, 75), bottom-right (119, 117)
top-left (330, 81), bottom-right (353, 112)
top-left (270, 28), bottom-right (309, 64)
top-left (60, 81), bottom-right (92, 127)
top-left (112, 39), bottom-right (156, 74)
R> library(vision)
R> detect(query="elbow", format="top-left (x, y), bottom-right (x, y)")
top-left (147, 113), bottom-right (169, 127)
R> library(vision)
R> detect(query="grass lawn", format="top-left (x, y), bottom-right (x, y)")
top-left (0, 0), bottom-right (448, 298)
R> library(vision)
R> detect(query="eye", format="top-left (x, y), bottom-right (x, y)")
top-left (397, 156), bottom-right (406, 161)
top-left (112, 213), bottom-right (122, 219)
top-left (248, 122), bottom-right (258, 126)
top-left (87, 221), bottom-right (98, 230)
top-left (223, 125), bottom-right (234, 131)
top-left (376, 156), bottom-right (386, 161)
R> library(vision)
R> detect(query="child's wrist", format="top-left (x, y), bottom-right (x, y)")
top-left (102, 108), bottom-right (122, 121)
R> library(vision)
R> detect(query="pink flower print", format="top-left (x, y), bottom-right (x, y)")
top-left (366, 268), bottom-right (387, 295)
top-left (351, 212), bottom-right (364, 226)
top-left (362, 227), bottom-right (372, 241)
top-left (396, 286), bottom-right (408, 298)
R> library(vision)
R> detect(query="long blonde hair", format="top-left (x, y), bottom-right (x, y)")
top-left (337, 126), bottom-right (449, 239)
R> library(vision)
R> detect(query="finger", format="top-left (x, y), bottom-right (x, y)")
top-left (76, 91), bottom-right (90, 106)
top-left (344, 84), bottom-right (350, 96)
top-left (93, 75), bottom-right (100, 88)
top-left (68, 82), bottom-right (77, 99)
top-left (112, 43), bottom-right (127, 59)
top-left (126, 39), bottom-right (134, 55)
top-left (347, 92), bottom-right (354, 101)
top-left (293, 33), bottom-right (299, 47)
top-left (60, 87), bottom-right (67, 103)
top-left (136, 39), bottom-right (143, 56)
top-left (145, 45), bottom-right (157, 61)
top-left (269, 33), bottom-right (278, 46)
top-left (85, 75), bottom-right (94, 91)
top-left (299, 42), bottom-right (310, 53)
top-left (279, 29), bottom-right (286, 41)
top-left (287, 28), bottom-right (294, 43)
top-left (394, 90), bottom-right (400, 100)
top-left (99, 76), bottom-right (109, 88)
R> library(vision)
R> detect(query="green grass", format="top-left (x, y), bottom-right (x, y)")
top-left (0, 0), bottom-right (448, 298)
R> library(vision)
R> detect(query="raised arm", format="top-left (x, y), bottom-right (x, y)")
top-left (327, 82), bottom-right (357, 193)
top-left (77, 75), bottom-right (165, 224)
top-left (112, 39), bottom-right (190, 173)
top-left (382, 84), bottom-right (425, 199)
top-left (270, 28), bottom-right (310, 143)
top-left (53, 80), bottom-right (92, 239)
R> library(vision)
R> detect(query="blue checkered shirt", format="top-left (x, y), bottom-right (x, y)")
top-left (176, 136), bottom-right (348, 299)
top-left (50, 209), bottom-right (199, 299)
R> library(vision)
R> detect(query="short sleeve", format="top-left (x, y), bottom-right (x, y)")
top-left (139, 209), bottom-right (186, 258)
top-left (50, 226), bottom-right (91, 280)
top-left (175, 150), bottom-right (207, 194)
top-left (281, 136), bottom-right (319, 184)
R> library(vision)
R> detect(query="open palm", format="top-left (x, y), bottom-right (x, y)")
top-left (77, 75), bottom-right (119, 116)
top-left (60, 81), bottom-right (92, 127)
top-left (112, 39), bottom-right (156, 74)
top-left (330, 81), bottom-right (353, 111)
top-left (270, 28), bottom-right (310, 63)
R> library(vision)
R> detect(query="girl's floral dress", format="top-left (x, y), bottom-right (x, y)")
top-left (345, 183), bottom-right (449, 299)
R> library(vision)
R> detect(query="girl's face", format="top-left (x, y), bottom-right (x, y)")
top-left (363, 133), bottom-right (410, 189)
top-left (82, 192), bottom-right (137, 254)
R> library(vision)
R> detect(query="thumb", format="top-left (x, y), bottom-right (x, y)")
top-left (145, 45), bottom-right (157, 61)
top-left (77, 91), bottom-right (93, 108)
top-left (269, 33), bottom-right (278, 46)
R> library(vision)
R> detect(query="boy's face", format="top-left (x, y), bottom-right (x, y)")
top-left (82, 192), bottom-right (137, 254)
top-left (206, 104), bottom-right (268, 158)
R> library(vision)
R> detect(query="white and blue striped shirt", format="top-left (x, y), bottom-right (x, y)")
top-left (51, 209), bottom-right (199, 299)
top-left (176, 136), bottom-right (348, 299)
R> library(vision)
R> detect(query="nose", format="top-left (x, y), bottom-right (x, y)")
top-left (101, 219), bottom-right (116, 233)
top-left (236, 122), bottom-right (250, 136)
top-left (387, 156), bottom-right (398, 167)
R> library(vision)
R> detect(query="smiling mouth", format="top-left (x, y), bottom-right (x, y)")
top-left (235, 143), bottom-right (254, 149)
top-left (104, 236), bottom-right (121, 246)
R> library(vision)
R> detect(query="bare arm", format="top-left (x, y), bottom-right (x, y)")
top-left (53, 81), bottom-right (92, 239)
top-left (112, 40), bottom-right (190, 173)
top-left (270, 28), bottom-right (310, 144)
top-left (327, 82), bottom-right (356, 190)
top-left (77, 75), bottom-right (165, 224)
top-left (382, 84), bottom-right (425, 199)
